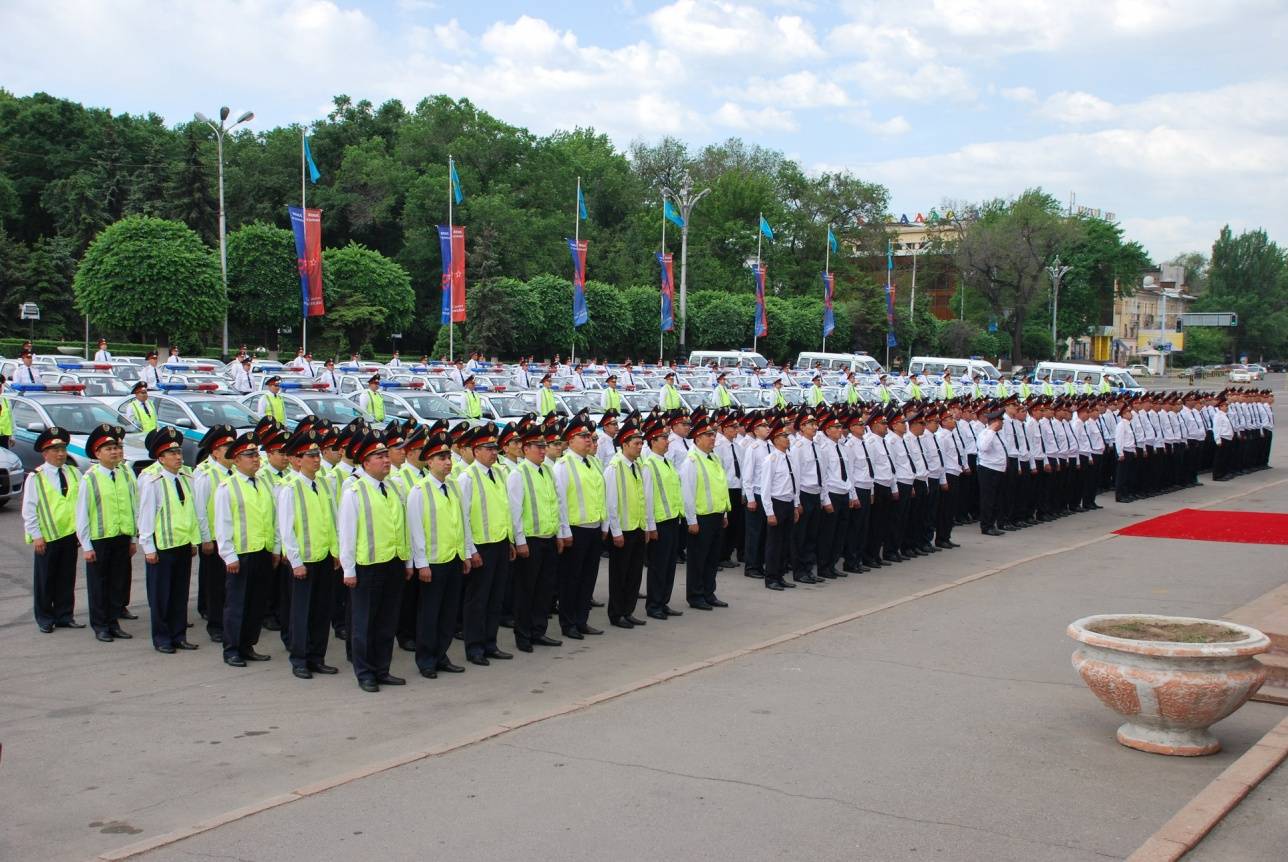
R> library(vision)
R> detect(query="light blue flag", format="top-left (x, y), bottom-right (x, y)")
top-left (759, 215), bottom-right (774, 241)
top-left (664, 199), bottom-right (685, 228)
top-left (303, 136), bottom-right (321, 184)
top-left (827, 226), bottom-right (838, 254)
top-left (578, 185), bottom-right (588, 220)
top-left (450, 159), bottom-right (463, 204)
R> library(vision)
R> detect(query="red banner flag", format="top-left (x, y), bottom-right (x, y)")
top-left (289, 206), bottom-right (325, 318)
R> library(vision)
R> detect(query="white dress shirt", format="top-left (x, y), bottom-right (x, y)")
top-left (789, 436), bottom-right (825, 494)
top-left (603, 454), bottom-right (654, 536)
top-left (976, 427), bottom-right (1007, 471)
top-left (137, 469), bottom-right (195, 555)
top-left (714, 435), bottom-right (744, 491)
top-left (758, 448), bottom-right (800, 510)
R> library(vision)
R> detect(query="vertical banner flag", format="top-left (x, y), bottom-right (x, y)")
top-left (578, 186), bottom-right (588, 221)
top-left (657, 252), bottom-right (675, 332)
top-left (827, 226), bottom-right (838, 254)
top-left (822, 272), bottom-right (835, 338)
top-left (567, 238), bottom-right (589, 327)
top-left (753, 264), bottom-right (768, 338)
top-left (303, 136), bottom-right (321, 183)
top-left (759, 215), bottom-right (774, 241)
top-left (885, 239), bottom-right (897, 347)
top-left (288, 206), bottom-right (325, 317)
top-left (437, 225), bottom-right (467, 323)
top-left (664, 199), bottom-right (685, 228)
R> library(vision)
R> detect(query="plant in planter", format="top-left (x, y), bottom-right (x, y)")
top-left (1068, 614), bottom-right (1270, 756)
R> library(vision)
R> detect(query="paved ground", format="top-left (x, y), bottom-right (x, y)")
top-left (1187, 756), bottom-right (1288, 860)
top-left (1, 379), bottom-right (1282, 862)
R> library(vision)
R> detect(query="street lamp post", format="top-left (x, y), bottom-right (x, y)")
top-left (1158, 287), bottom-right (1180, 374)
top-left (195, 106), bottom-right (254, 359)
top-left (659, 172), bottom-right (710, 355)
top-left (1046, 257), bottom-right (1071, 359)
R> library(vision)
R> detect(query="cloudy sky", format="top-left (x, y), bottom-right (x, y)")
top-left (4, 0), bottom-right (1286, 261)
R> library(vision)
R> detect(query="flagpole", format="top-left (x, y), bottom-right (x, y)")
top-left (823, 224), bottom-right (830, 353)
top-left (301, 129), bottom-right (307, 356)
top-left (886, 240), bottom-right (893, 371)
top-left (571, 176), bottom-right (579, 368)
top-left (659, 199), bottom-right (666, 365)
top-left (448, 155), bottom-right (454, 362)
top-left (754, 212), bottom-right (763, 354)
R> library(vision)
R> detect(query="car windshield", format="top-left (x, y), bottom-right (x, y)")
top-left (401, 393), bottom-right (458, 419)
top-left (978, 363), bottom-right (1002, 380)
top-left (561, 392), bottom-right (602, 412)
top-left (420, 376), bottom-right (462, 393)
top-left (76, 375), bottom-right (132, 396)
top-left (184, 398), bottom-right (259, 428)
top-left (486, 393), bottom-right (539, 417)
top-left (300, 396), bottom-right (367, 424)
top-left (44, 401), bottom-right (130, 434)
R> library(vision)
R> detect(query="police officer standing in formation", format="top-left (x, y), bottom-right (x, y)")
top-left (137, 427), bottom-right (200, 654)
top-left (215, 432), bottom-right (279, 667)
top-left (555, 416), bottom-right (606, 639)
top-left (680, 413), bottom-right (730, 609)
top-left (23, 427), bottom-right (81, 632)
top-left (603, 421), bottom-right (651, 628)
top-left (407, 430), bottom-right (467, 679)
top-left (75, 424), bottom-right (138, 642)
top-left (456, 425), bottom-right (514, 664)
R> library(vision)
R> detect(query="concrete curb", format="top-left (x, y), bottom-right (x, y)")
top-left (1125, 715), bottom-right (1288, 862)
top-left (92, 475), bottom-right (1287, 861)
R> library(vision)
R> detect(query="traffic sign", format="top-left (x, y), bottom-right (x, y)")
top-left (1179, 312), bottom-right (1237, 327)
top-left (19, 302), bottom-right (39, 321)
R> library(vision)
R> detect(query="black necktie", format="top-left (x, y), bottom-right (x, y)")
top-left (311, 480), bottom-right (318, 494)
top-left (109, 469), bottom-right (116, 483)
top-left (174, 475), bottom-right (186, 504)
top-left (811, 442), bottom-right (822, 486)
top-left (247, 477), bottom-right (256, 489)
top-left (582, 457), bottom-right (591, 468)
top-left (487, 467), bottom-right (495, 484)
top-left (631, 462), bottom-right (638, 479)
top-left (379, 481), bottom-right (388, 498)
top-left (784, 453), bottom-right (796, 495)
top-left (439, 483), bottom-right (448, 497)
top-left (835, 443), bottom-right (848, 482)
top-left (731, 449), bottom-right (740, 479)
top-left (537, 465), bottom-right (544, 476)
top-left (58, 468), bottom-right (67, 496)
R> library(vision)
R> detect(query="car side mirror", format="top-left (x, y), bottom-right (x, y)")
top-left (174, 417), bottom-right (195, 429)
top-left (26, 422), bottom-right (44, 432)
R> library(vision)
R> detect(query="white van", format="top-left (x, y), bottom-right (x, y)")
top-left (687, 349), bottom-right (768, 370)
top-left (907, 356), bottom-right (1002, 381)
top-left (795, 351), bottom-right (885, 375)
top-left (1032, 362), bottom-right (1144, 394)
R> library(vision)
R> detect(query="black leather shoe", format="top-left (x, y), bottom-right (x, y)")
top-left (516, 642), bottom-right (534, 653)
top-left (96, 631), bottom-right (114, 642)
top-left (794, 575), bottom-right (819, 585)
top-left (563, 627), bottom-right (584, 640)
top-left (689, 601), bottom-right (713, 610)
top-left (647, 610), bottom-right (668, 620)
top-left (118, 610), bottom-right (139, 620)
top-left (420, 668), bottom-right (438, 679)
top-left (155, 644), bottom-right (176, 654)
top-left (38, 623), bottom-right (54, 633)
top-left (707, 598), bottom-right (728, 608)
top-left (610, 617), bottom-right (634, 629)
top-left (437, 660), bottom-right (466, 673)
top-left (577, 624), bottom-right (604, 635)
top-left (934, 541), bottom-right (952, 550)
top-left (468, 654), bottom-right (491, 666)
top-left (532, 635), bottom-right (563, 646)
top-left (780, 579), bottom-right (797, 588)
top-left (225, 655), bottom-right (247, 667)
top-left (499, 616), bottom-right (514, 628)
top-left (765, 580), bottom-right (785, 591)
top-left (309, 663), bottom-right (339, 674)
top-left (398, 638), bottom-right (416, 652)
top-left (175, 641), bottom-right (199, 650)
top-left (359, 679), bottom-right (380, 692)
top-left (624, 615), bottom-right (647, 626)
top-left (744, 570), bottom-right (765, 579)
top-left (109, 628), bottom-right (133, 639)
top-left (262, 618), bottom-right (281, 632)
top-left (209, 630), bottom-right (225, 644)
top-left (590, 599), bottom-right (605, 608)
top-left (663, 606), bottom-right (684, 616)
top-left (335, 626), bottom-right (349, 640)
top-left (486, 648), bottom-right (513, 660)
top-left (983, 528), bottom-right (1005, 537)
top-left (882, 554), bottom-right (902, 564)
top-left (57, 620), bottom-right (87, 629)
top-left (841, 565), bottom-right (863, 575)
top-left (377, 673), bottom-right (406, 685)
top-left (245, 650), bottom-right (272, 661)
top-left (293, 667), bottom-right (313, 680)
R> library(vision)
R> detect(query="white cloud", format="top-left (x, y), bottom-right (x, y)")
top-left (648, 0), bottom-right (821, 60)
top-left (1039, 91), bottom-right (1118, 124)
top-left (737, 71), bottom-right (849, 108)
top-left (712, 101), bottom-right (798, 132)
top-left (828, 21), bottom-right (975, 103)
top-left (480, 15), bottom-right (578, 60)
top-left (1001, 86), bottom-right (1038, 104)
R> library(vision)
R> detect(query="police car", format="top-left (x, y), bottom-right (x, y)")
top-left (43, 362), bottom-right (135, 405)
top-left (0, 445), bottom-right (23, 508)
top-left (344, 381), bottom-right (462, 424)
top-left (238, 381), bottom-right (378, 428)
top-left (5, 384), bottom-right (150, 473)
top-left (112, 383), bottom-right (260, 465)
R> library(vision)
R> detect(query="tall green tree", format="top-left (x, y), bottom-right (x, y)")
top-left (318, 243), bottom-right (414, 354)
top-left (226, 222), bottom-right (300, 335)
top-left (1198, 226), bottom-right (1288, 360)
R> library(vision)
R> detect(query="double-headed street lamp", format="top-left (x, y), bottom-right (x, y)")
top-left (195, 106), bottom-right (254, 358)
top-left (1047, 257), bottom-right (1071, 359)
top-left (659, 172), bottom-right (710, 354)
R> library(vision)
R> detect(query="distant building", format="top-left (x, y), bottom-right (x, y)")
top-left (1106, 264), bottom-right (1194, 370)
top-left (870, 221), bottom-right (962, 322)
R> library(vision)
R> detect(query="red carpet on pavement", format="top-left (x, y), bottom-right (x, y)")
top-left (1114, 508), bottom-right (1288, 545)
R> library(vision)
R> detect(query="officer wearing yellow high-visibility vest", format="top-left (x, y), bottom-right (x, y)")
top-left (461, 375), bottom-right (484, 420)
top-left (601, 373), bottom-right (624, 413)
top-left (659, 370), bottom-right (684, 411)
top-left (0, 374), bottom-right (12, 448)
top-left (877, 374), bottom-right (893, 405)
top-left (807, 374), bottom-right (827, 407)
top-left (276, 428), bottom-right (340, 680)
top-left (253, 418), bottom-right (293, 640)
top-left (75, 424), bottom-right (138, 642)
top-left (194, 424), bottom-right (237, 643)
top-left (554, 416), bottom-right (606, 639)
top-left (257, 376), bottom-right (287, 425)
top-left (358, 374), bottom-right (386, 422)
top-left (680, 413), bottom-right (731, 611)
top-left (641, 419), bottom-right (683, 619)
top-left (603, 422), bottom-right (653, 629)
top-left (407, 429), bottom-right (469, 679)
top-left (456, 424), bottom-right (514, 665)
top-left (710, 372), bottom-right (735, 408)
top-left (23, 426), bottom-right (82, 633)
top-left (537, 373), bottom-right (558, 417)
top-left (338, 429), bottom-right (412, 692)
top-left (842, 371), bottom-right (861, 405)
top-left (769, 377), bottom-right (789, 408)
top-left (215, 431), bottom-right (280, 668)
top-left (128, 381), bottom-right (158, 433)
top-left (138, 427), bottom-right (201, 654)
top-left (506, 423), bottom-right (563, 652)
top-left (941, 370), bottom-right (956, 399)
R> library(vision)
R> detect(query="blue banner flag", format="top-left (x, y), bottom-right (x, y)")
top-left (438, 226), bottom-right (454, 324)
top-left (753, 264), bottom-right (768, 338)
top-left (759, 215), bottom-right (774, 241)
top-left (303, 136), bottom-right (321, 184)
top-left (827, 226), bottom-right (838, 254)
top-left (664, 199), bottom-right (685, 228)
top-left (578, 185), bottom-right (588, 221)
top-left (567, 238), bottom-right (589, 327)
top-left (821, 272), bottom-right (835, 338)
top-left (887, 240), bottom-right (893, 270)
top-left (658, 252), bottom-right (675, 332)
top-left (450, 159), bottom-right (463, 204)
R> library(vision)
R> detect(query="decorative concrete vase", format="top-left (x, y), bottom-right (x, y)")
top-left (1068, 614), bottom-right (1270, 756)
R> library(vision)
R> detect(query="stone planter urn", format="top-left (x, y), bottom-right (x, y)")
top-left (1068, 614), bottom-right (1270, 756)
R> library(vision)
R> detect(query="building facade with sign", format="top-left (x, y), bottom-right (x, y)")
top-left (1109, 264), bottom-right (1193, 370)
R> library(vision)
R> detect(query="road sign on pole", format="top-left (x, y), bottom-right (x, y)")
top-left (1179, 312), bottom-right (1237, 328)
top-left (19, 302), bottom-right (39, 321)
